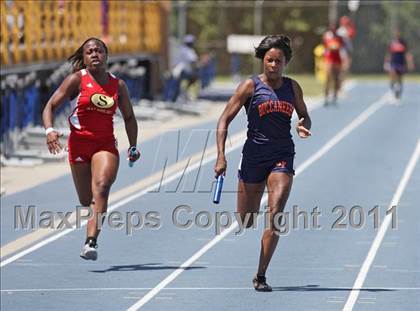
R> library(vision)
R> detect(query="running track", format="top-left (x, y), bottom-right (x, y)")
top-left (1, 80), bottom-right (419, 311)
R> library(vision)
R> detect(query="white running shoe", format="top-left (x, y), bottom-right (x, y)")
top-left (80, 242), bottom-right (98, 261)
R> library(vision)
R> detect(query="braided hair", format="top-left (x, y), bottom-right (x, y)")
top-left (255, 35), bottom-right (292, 63)
top-left (67, 37), bottom-right (108, 72)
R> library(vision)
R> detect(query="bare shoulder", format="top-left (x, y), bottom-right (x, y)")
top-left (65, 71), bottom-right (82, 86)
top-left (59, 72), bottom-right (81, 96)
top-left (118, 78), bottom-right (126, 87)
top-left (117, 79), bottom-right (130, 98)
top-left (235, 78), bottom-right (255, 97)
top-left (289, 78), bottom-right (302, 89)
top-left (290, 78), bottom-right (303, 97)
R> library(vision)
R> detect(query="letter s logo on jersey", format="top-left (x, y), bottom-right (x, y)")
top-left (90, 94), bottom-right (115, 109)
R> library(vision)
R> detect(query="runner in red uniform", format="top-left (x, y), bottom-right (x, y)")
top-left (323, 24), bottom-right (344, 105)
top-left (42, 38), bottom-right (140, 260)
top-left (67, 68), bottom-right (120, 164)
top-left (337, 15), bottom-right (356, 88)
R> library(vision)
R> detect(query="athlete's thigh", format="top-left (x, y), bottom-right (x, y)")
top-left (237, 180), bottom-right (266, 216)
top-left (91, 151), bottom-right (119, 186)
top-left (325, 62), bottom-right (334, 75)
top-left (266, 172), bottom-right (293, 212)
top-left (70, 163), bottom-right (93, 206)
top-left (332, 64), bottom-right (342, 78)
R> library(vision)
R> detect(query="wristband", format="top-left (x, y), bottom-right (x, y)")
top-left (45, 127), bottom-right (56, 135)
top-left (128, 146), bottom-right (138, 154)
top-left (128, 146), bottom-right (138, 168)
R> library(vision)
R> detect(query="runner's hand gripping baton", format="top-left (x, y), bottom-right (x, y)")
top-left (128, 146), bottom-right (138, 167)
top-left (213, 175), bottom-right (224, 204)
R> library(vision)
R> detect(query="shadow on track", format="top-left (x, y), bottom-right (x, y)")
top-left (90, 263), bottom-right (206, 273)
top-left (272, 285), bottom-right (395, 292)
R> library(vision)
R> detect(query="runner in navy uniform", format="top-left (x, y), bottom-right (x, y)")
top-left (384, 31), bottom-right (415, 99)
top-left (215, 35), bottom-right (312, 291)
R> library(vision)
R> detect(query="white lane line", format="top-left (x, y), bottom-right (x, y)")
top-left (2, 287), bottom-right (420, 293)
top-left (343, 139), bottom-right (420, 311)
top-left (126, 92), bottom-right (389, 311)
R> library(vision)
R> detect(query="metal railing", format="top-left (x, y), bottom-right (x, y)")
top-left (1, 0), bottom-right (163, 67)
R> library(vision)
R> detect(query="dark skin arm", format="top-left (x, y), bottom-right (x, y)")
top-left (291, 79), bottom-right (312, 138)
top-left (118, 79), bottom-right (140, 162)
top-left (214, 79), bottom-right (254, 177)
top-left (42, 72), bottom-right (81, 154)
top-left (406, 51), bottom-right (415, 71)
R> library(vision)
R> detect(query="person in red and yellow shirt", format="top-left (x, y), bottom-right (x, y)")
top-left (323, 24), bottom-right (344, 105)
top-left (337, 15), bottom-right (356, 87)
top-left (43, 38), bottom-right (140, 260)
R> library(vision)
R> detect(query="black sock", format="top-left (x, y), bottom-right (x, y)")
top-left (256, 274), bottom-right (266, 281)
top-left (85, 237), bottom-right (97, 246)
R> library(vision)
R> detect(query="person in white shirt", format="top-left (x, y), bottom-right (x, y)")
top-left (167, 34), bottom-right (199, 102)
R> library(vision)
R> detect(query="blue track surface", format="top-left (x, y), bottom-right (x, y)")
top-left (1, 81), bottom-right (419, 311)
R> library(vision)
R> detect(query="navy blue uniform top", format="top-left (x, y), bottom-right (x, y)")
top-left (242, 75), bottom-right (296, 166)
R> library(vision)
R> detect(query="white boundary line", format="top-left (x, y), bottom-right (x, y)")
top-left (2, 286), bottom-right (420, 293)
top-left (126, 91), bottom-right (389, 311)
top-left (342, 138), bottom-right (420, 311)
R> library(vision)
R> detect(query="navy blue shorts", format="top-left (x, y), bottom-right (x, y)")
top-left (390, 63), bottom-right (406, 74)
top-left (238, 154), bottom-right (295, 183)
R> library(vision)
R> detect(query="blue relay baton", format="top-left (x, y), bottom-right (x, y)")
top-left (128, 146), bottom-right (138, 167)
top-left (213, 175), bottom-right (224, 204)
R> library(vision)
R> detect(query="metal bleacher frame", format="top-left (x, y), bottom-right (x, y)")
top-left (0, 1), bottom-right (169, 164)
top-left (0, 0), bottom-right (163, 67)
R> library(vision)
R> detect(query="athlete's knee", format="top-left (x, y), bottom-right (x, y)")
top-left (93, 179), bottom-right (113, 198)
top-left (268, 207), bottom-right (288, 232)
top-left (267, 205), bottom-right (286, 217)
top-left (264, 227), bottom-right (280, 237)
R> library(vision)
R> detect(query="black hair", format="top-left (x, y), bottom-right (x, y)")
top-left (254, 35), bottom-right (292, 63)
top-left (67, 37), bottom-right (108, 72)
